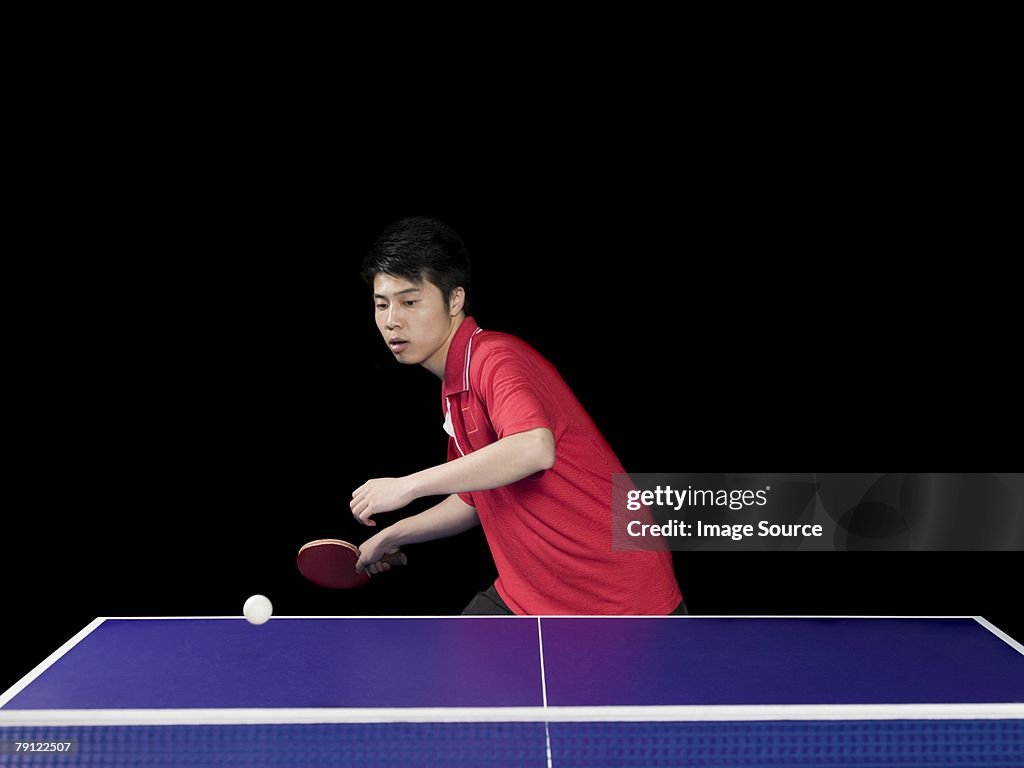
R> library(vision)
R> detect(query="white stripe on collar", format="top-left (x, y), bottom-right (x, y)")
top-left (463, 326), bottom-right (483, 392)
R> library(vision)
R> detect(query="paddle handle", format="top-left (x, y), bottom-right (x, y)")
top-left (381, 551), bottom-right (408, 567)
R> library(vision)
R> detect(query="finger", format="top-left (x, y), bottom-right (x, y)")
top-left (356, 506), bottom-right (377, 526)
top-left (351, 490), bottom-right (372, 513)
top-left (351, 483), bottom-right (372, 508)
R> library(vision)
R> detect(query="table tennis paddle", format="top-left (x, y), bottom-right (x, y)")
top-left (296, 539), bottom-right (408, 589)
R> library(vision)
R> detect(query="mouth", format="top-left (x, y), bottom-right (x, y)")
top-left (388, 338), bottom-right (409, 353)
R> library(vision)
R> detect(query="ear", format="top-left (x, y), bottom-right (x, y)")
top-left (449, 286), bottom-right (466, 316)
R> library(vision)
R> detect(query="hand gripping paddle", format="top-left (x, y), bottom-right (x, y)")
top-left (296, 539), bottom-right (407, 589)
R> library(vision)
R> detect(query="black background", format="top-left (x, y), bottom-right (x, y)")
top-left (3, 145), bottom-right (1020, 693)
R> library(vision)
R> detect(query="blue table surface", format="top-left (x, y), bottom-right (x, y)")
top-left (3, 616), bottom-right (1023, 713)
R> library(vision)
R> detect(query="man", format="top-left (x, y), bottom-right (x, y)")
top-left (353, 216), bottom-right (683, 615)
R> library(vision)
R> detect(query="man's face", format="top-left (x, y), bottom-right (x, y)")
top-left (373, 273), bottom-right (456, 371)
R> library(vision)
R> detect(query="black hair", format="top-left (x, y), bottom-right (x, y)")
top-left (361, 216), bottom-right (471, 313)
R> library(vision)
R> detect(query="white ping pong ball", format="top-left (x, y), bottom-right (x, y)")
top-left (243, 594), bottom-right (273, 625)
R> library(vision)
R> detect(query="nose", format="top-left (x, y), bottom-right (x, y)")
top-left (385, 305), bottom-right (403, 330)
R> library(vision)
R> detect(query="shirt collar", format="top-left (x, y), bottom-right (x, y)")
top-left (443, 316), bottom-right (482, 397)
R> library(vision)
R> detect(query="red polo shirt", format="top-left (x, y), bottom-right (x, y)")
top-left (443, 316), bottom-right (682, 615)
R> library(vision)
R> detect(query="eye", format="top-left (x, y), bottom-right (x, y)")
top-left (403, 300), bottom-right (418, 307)
top-left (375, 303), bottom-right (387, 310)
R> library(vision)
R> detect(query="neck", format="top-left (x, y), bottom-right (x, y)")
top-left (422, 313), bottom-right (466, 379)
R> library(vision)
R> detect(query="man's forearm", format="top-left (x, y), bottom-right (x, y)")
top-left (379, 493), bottom-right (480, 549)
top-left (409, 427), bottom-right (555, 499)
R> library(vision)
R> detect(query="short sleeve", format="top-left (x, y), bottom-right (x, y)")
top-left (476, 345), bottom-right (561, 441)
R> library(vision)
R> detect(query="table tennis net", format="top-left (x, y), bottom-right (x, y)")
top-left (2, 719), bottom-right (1022, 767)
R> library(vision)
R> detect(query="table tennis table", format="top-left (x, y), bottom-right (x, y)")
top-left (2, 615), bottom-right (1022, 766)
